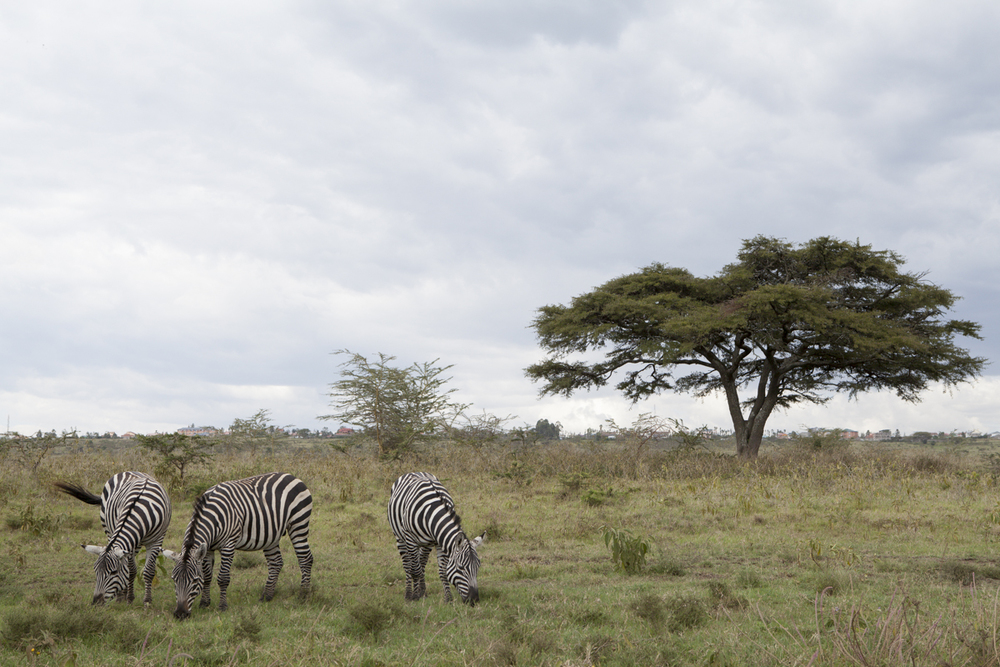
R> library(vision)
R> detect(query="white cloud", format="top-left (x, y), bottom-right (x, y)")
top-left (1, 0), bottom-right (997, 437)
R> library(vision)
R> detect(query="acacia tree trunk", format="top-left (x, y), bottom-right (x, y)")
top-left (722, 371), bottom-right (779, 459)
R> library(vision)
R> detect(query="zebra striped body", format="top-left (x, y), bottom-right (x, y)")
top-left (387, 472), bottom-right (484, 605)
top-left (54, 471), bottom-right (172, 605)
top-left (165, 472), bottom-right (313, 620)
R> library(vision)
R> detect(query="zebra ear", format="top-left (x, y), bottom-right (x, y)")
top-left (111, 547), bottom-right (125, 558)
top-left (82, 544), bottom-right (105, 556)
top-left (472, 531), bottom-right (486, 548)
top-left (193, 543), bottom-right (208, 561)
top-left (162, 549), bottom-right (180, 562)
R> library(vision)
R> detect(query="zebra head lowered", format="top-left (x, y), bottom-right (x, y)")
top-left (81, 544), bottom-right (133, 605)
top-left (163, 545), bottom-right (208, 620)
top-left (55, 473), bottom-right (171, 607)
top-left (447, 532), bottom-right (485, 606)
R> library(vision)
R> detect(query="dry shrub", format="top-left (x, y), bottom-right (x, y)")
top-left (665, 595), bottom-right (709, 632)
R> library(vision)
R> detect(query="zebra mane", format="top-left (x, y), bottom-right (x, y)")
top-left (182, 493), bottom-right (209, 557)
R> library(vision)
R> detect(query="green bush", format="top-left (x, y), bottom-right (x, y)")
top-left (602, 526), bottom-right (649, 574)
top-left (4, 505), bottom-right (63, 537)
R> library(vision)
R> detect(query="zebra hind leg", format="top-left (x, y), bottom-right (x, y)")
top-left (293, 544), bottom-right (313, 598)
top-left (261, 547), bottom-right (283, 602)
top-left (287, 519), bottom-right (312, 597)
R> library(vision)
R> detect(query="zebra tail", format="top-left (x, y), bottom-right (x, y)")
top-left (53, 482), bottom-right (102, 505)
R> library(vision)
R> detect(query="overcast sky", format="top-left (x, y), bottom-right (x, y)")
top-left (2, 1), bottom-right (998, 438)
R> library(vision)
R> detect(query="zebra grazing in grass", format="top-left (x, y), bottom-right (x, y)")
top-left (163, 472), bottom-right (313, 620)
top-left (388, 472), bottom-right (485, 606)
top-left (54, 471), bottom-right (172, 606)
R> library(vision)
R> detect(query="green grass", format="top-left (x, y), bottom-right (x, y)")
top-left (3, 437), bottom-right (1000, 665)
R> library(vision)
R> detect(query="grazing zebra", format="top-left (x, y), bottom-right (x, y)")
top-left (387, 471), bottom-right (485, 606)
top-left (163, 472), bottom-right (313, 620)
top-left (54, 471), bottom-right (172, 605)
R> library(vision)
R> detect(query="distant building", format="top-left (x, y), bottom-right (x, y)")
top-left (334, 427), bottom-right (355, 437)
top-left (177, 426), bottom-right (220, 437)
top-left (121, 432), bottom-right (138, 440)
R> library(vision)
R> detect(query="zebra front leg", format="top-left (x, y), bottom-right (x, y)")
top-left (199, 550), bottom-right (215, 609)
top-left (436, 548), bottom-right (452, 603)
top-left (217, 547), bottom-right (236, 611)
top-left (141, 546), bottom-right (161, 605)
top-left (261, 547), bottom-right (283, 602)
top-left (125, 552), bottom-right (138, 603)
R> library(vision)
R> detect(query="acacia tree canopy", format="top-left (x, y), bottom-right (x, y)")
top-left (526, 236), bottom-right (986, 458)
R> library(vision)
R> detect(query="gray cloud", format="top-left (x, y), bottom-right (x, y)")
top-left (1, 1), bottom-right (997, 435)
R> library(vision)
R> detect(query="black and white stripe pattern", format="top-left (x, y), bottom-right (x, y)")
top-left (54, 471), bottom-right (172, 605)
top-left (387, 472), bottom-right (484, 605)
top-left (164, 472), bottom-right (313, 620)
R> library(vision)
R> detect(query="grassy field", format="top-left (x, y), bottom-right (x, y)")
top-left (3, 436), bottom-right (1000, 666)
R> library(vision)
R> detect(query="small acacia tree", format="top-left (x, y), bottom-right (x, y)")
top-left (320, 350), bottom-right (461, 457)
top-left (135, 433), bottom-right (213, 487)
top-left (527, 236), bottom-right (985, 458)
top-left (227, 409), bottom-right (276, 456)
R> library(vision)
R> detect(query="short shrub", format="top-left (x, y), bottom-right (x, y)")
top-left (648, 558), bottom-right (686, 577)
top-left (232, 552), bottom-right (260, 570)
top-left (583, 488), bottom-right (612, 507)
top-left (632, 593), bottom-right (665, 627)
top-left (482, 514), bottom-right (507, 541)
top-left (230, 613), bottom-right (262, 644)
top-left (707, 581), bottom-right (747, 610)
top-left (576, 634), bottom-right (618, 664)
top-left (2, 606), bottom-right (160, 652)
top-left (665, 595), bottom-right (708, 632)
top-left (558, 473), bottom-right (588, 497)
top-left (940, 560), bottom-right (978, 585)
top-left (602, 526), bottom-right (649, 574)
top-left (4, 505), bottom-right (64, 537)
top-left (735, 568), bottom-right (763, 589)
top-left (571, 609), bottom-right (611, 626)
top-left (343, 603), bottom-right (400, 641)
top-left (805, 569), bottom-right (849, 596)
top-left (907, 454), bottom-right (954, 474)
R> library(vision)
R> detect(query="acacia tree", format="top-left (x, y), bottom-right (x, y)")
top-left (135, 433), bottom-right (213, 486)
top-left (227, 408), bottom-right (276, 456)
top-left (527, 236), bottom-right (985, 458)
top-left (320, 350), bottom-right (460, 457)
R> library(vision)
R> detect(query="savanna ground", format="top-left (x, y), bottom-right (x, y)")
top-left (4, 434), bottom-right (1000, 666)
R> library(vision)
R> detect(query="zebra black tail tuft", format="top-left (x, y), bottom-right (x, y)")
top-left (54, 482), bottom-right (102, 505)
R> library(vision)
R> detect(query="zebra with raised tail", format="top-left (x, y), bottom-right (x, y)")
top-left (54, 471), bottom-right (172, 605)
top-left (163, 472), bottom-right (313, 620)
top-left (387, 472), bottom-right (485, 605)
